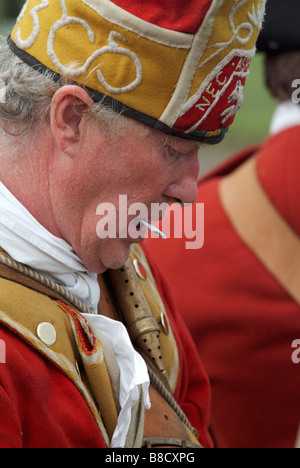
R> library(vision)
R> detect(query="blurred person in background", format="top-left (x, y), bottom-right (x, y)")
top-left (145, 0), bottom-right (300, 448)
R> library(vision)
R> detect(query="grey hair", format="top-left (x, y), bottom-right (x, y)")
top-left (0, 39), bottom-right (127, 142)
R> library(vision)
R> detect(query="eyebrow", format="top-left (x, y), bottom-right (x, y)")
top-left (159, 135), bottom-right (200, 153)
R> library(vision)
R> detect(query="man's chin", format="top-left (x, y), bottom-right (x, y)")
top-left (83, 238), bottom-right (145, 274)
top-left (98, 241), bottom-right (131, 272)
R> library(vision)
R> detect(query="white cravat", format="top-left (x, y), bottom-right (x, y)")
top-left (0, 181), bottom-right (100, 313)
top-left (270, 101), bottom-right (300, 135)
top-left (84, 313), bottom-right (151, 448)
top-left (0, 181), bottom-right (151, 447)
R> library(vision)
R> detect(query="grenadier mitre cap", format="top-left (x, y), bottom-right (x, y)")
top-left (9, 0), bottom-right (266, 144)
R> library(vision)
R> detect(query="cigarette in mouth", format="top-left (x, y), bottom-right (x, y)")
top-left (140, 220), bottom-right (167, 239)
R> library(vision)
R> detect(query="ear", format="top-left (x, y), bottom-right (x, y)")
top-left (50, 85), bottom-right (94, 157)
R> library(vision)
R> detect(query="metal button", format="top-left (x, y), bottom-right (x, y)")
top-left (37, 322), bottom-right (57, 347)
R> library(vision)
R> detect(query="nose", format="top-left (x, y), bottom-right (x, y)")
top-left (163, 153), bottom-right (200, 205)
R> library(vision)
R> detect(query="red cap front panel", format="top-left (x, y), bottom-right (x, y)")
top-left (110, 0), bottom-right (212, 33)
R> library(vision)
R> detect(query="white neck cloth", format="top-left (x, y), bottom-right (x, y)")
top-left (0, 181), bottom-right (100, 313)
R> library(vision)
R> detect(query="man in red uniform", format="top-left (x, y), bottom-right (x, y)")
top-left (146, 0), bottom-right (300, 448)
top-left (0, 0), bottom-right (265, 448)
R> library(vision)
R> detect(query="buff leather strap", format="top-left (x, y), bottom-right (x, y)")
top-left (220, 156), bottom-right (300, 307)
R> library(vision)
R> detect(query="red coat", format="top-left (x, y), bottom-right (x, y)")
top-left (0, 251), bottom-right (212, 449)
top-left (145, 125), bottom-right (300, 448)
